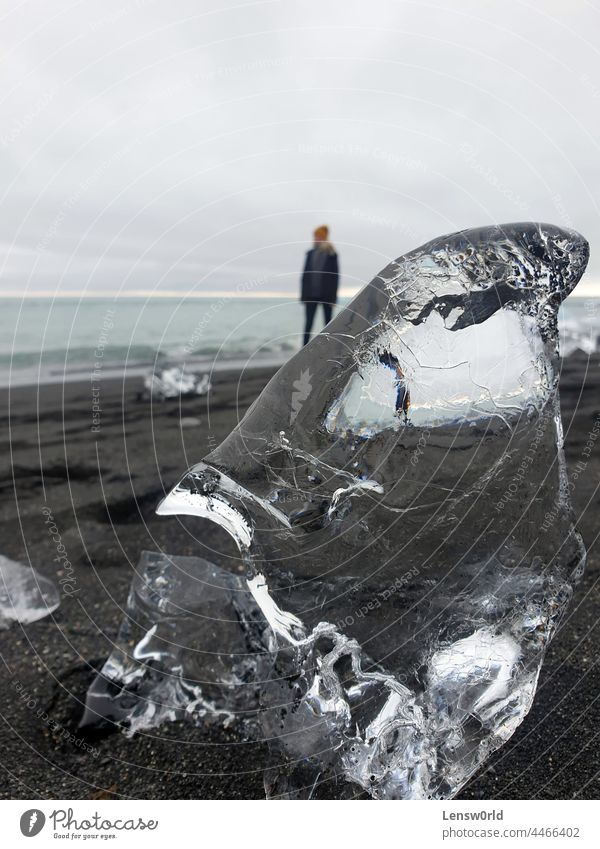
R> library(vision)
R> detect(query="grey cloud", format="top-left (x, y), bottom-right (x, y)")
top-left (1, 0), bottom-right (598, 296)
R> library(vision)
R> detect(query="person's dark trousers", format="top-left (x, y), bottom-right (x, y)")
top-left (303, 302), bottom-right (333, 346)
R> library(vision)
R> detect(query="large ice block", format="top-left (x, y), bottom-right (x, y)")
top-left (89, 223), bottom-right (589, 799)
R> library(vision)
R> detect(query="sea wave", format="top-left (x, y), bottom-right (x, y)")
top-left (0, 345), bottom-right (165, 369)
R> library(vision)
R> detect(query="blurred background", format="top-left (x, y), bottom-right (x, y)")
top-left (1, 0), bottom-right (599, 385)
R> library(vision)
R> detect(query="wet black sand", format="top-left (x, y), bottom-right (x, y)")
top-left (0, 355), bottom-right (599, 800)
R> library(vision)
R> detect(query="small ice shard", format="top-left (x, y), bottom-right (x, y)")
top-left (142, 367), bottom-right (211, 400)
top-left (94, 223), bottom-right (589, 799)
top-left (81, 551), bottom-right (272, 735)
top-left (0, 555), bottom-right (60, 629)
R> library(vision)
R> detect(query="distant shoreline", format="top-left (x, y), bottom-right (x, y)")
top-left (0, 352), bottom-right (289, 390)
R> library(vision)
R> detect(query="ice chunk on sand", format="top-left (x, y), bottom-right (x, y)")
top-left (0, 555), bottom-right (60, 629)
top-left (89, 223), bottom-right (589, 800)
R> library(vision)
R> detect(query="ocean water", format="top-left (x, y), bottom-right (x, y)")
top-left (0, 296), bottom-right (598, 387)
top-left (0, 297), bottom-right (308, 386)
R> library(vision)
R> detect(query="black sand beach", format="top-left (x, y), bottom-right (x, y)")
top-left (1, 356), bottom-right (599, 800)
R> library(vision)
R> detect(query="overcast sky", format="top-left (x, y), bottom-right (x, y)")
top-left (1, 0), bottom-right (599, 298)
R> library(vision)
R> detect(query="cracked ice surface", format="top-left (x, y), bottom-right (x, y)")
top-left (0, 555), bottom-right (60, 629)
top-left (81, 551), bottom-right (272, 734)
top-left (87, 223), bottom-right (588, 799)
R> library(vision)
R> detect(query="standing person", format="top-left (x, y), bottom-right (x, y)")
top-left (300, 225), bottom-right (339, 346)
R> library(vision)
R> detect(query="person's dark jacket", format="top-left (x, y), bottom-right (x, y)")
top-left (300, 245), bottom-right (339, 304)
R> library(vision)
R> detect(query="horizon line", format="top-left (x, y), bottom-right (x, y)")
top-left (0, 288), bottom-right (362, 299)
top-left (0, 283), bottom-right (599, 299)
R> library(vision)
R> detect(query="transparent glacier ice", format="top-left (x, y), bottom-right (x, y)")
top-left (81, 550), bottom-right (272, 734)
top-left (85, 223), bottom-right (589, 799)
top-left (142, 367), bottom-right (211, 401)
top-left (0, 555), bottom-right (60, 629)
